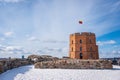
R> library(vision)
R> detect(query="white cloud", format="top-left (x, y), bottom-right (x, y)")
top-left (111, 1), bottom-right (120, 12)
top-left (97, 40), bottom-right (116, 46)
top-left (112, 50), bottom-right (117, 54)
top-left (35, 47), bottom-right (68, 58)
top-left (0, 0), bottom-right (25, 3)
top-left (4, 31), bottom-right (14, 37)
top-left (5, 46), bottom-right (22, 51)
top-left (32, 0), bottom-right (120, 39)
top-left (28, 36), bottom-right (39, 41)
top-left (0, 38), bottom-right (5, 41)
top-left (99, 50), bottom-right (120, 58)
top-left (0, 45), bottom-right (31, 58)
top-left (43, 40), bottom-right (67, 44)
top-left (112, 50), bottom-right (120, 54)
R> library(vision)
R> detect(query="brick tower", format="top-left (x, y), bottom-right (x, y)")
top-left (69, 32), bottom-right (99, 59)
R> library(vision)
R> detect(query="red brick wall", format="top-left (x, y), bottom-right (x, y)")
top-left (69, 32), bottom-right (99, 59)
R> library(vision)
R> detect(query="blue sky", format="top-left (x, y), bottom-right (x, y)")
top-left (0, 0), bottom-right (120, 58)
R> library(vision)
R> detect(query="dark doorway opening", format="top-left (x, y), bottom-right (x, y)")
top-left (90, 53), bottom-right (93, 59)
top-left (80, 53), bottom-right (83, 59)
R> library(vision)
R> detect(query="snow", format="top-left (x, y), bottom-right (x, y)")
top-left (0, 65), bottom-right (120, 80)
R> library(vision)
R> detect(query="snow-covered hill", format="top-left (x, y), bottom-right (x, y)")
top-left (0, 65), bottom-right (120, 80)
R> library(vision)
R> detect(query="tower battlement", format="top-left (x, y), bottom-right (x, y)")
top-left (70, 32), bottom-right (95, 36)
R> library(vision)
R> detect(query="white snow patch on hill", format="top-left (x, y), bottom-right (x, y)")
top-left (0, 65), bottom-right (120, 80)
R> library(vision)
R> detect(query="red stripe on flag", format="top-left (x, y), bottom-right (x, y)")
top-left (79, 21), bottom-right (83, 24)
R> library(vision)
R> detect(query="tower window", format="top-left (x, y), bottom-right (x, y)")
top-left (90, 39), bottom-right (92, 43)
top-left (72, 40), bottom-right (73, 44)
top-left (80, 39), bottom-right (82, 43)
top-left (90, 47), bottom-right (92, 51)
top-left (80, 47), bottom-right (82, 51)
top-left (72, 47), bottom-right (73, 51)
top-left (80, 53), bottom-right (83, 59)
top-left (90, 53), bottom-right (93, 59)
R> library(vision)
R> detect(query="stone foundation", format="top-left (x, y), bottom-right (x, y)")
top-left (0, 55), bottom-right (59, 74)
top-left (34, 59), bottom-right (113, 69)
top-left (0, 63), bottom-right (3, 73)
top-left (0, 59), bottom-right (30, 74)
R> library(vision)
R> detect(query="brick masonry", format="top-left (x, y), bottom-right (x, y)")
top-left (69, 32), bottom-right (99, 59)
top-left (34, 59), bottom-right (113, 69)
